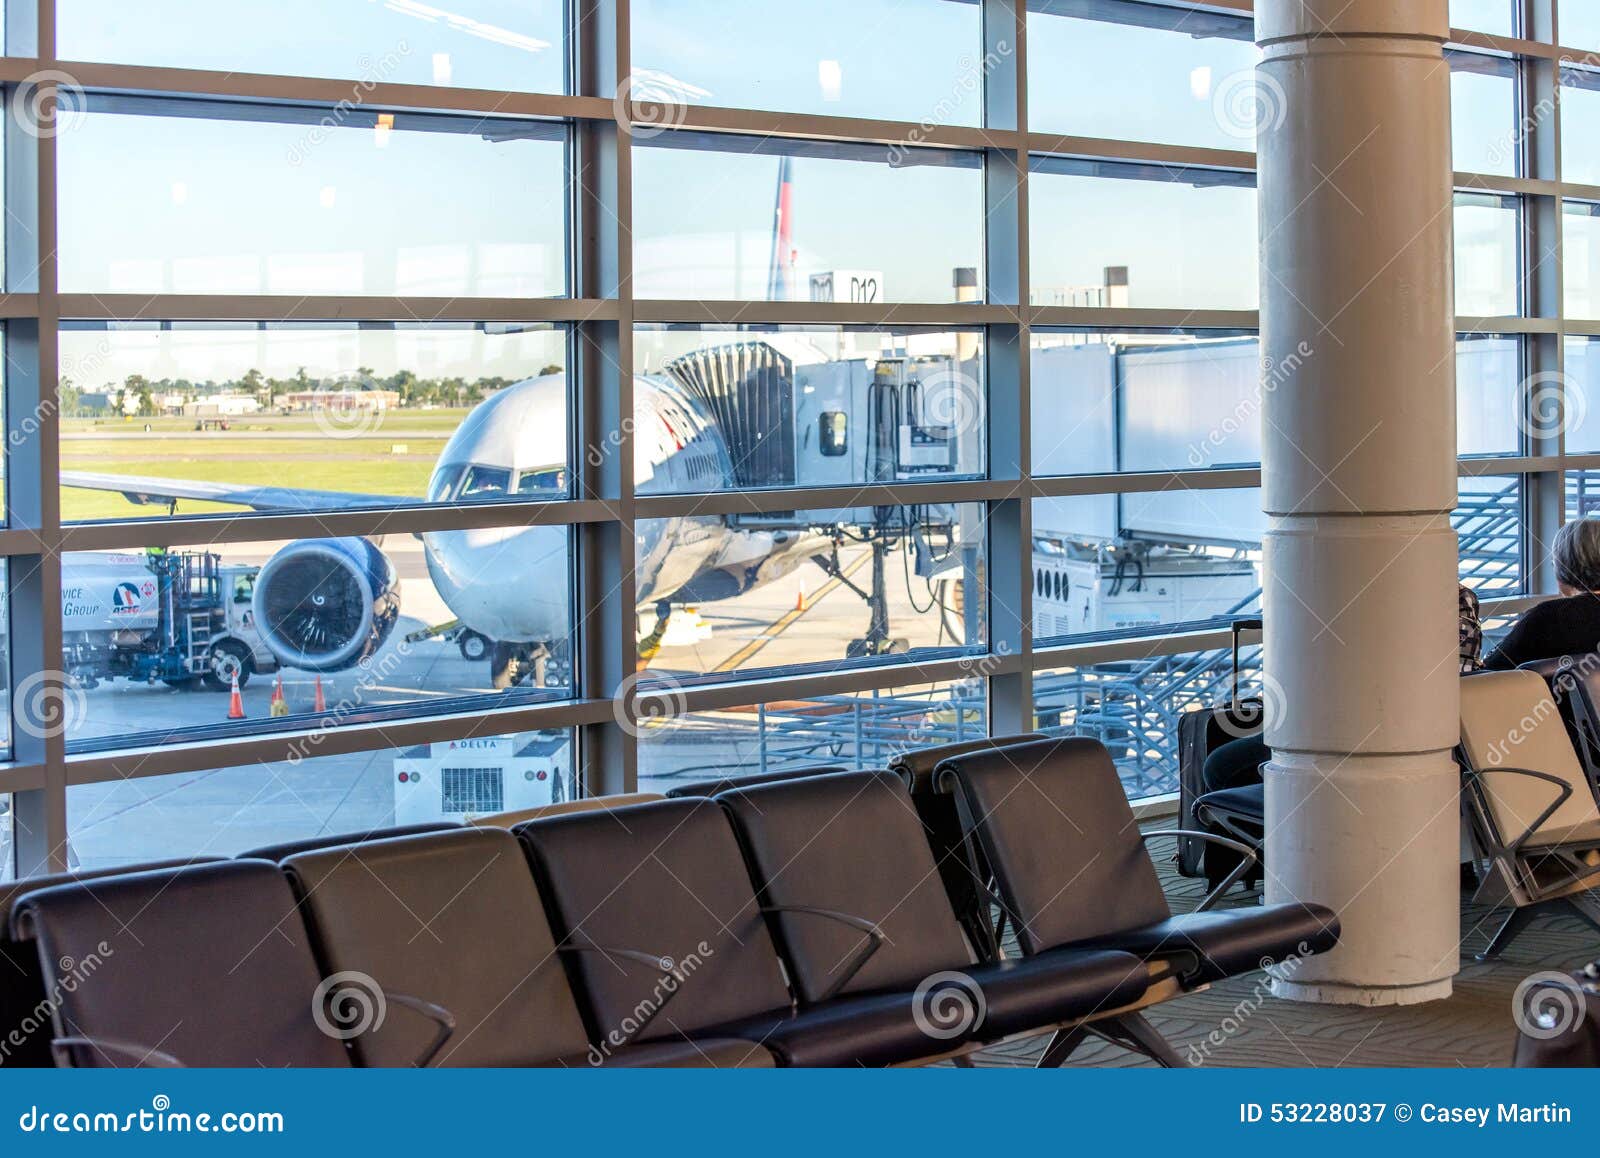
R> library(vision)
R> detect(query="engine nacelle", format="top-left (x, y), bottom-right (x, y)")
top-left (252, 537), bottom-right (399, 673)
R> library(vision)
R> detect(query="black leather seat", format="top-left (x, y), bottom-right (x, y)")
top-left (0, 858), bottom-right (223, 1068)
top-left (238, 821), bottom-right (459, 862)
top-left (282, 826), bottom-right (771, 1068)
top-left (717, 770), bottom-right (1148, 1047)
top-left (9, 860), bottom-right (354, 1067)
top-left (937, 737), bottom-right (1340, 989)
top-left (890, 734), bottom-right (1048, 955)
top-left (518, 796), bottom-right (1078, 1066)
top-left (663, 765), bottom-right (847, 798)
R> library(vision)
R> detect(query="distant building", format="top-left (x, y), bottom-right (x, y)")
top-left (183, 394), bottom-right (261, 417)
top-left (284, 388), bottom-right (400, 412)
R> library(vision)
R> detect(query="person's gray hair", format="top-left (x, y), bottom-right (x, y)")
top-left (1553, 518), bottom-right (1600, 592)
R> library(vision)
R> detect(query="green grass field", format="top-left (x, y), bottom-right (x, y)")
top-left (58, 410), bottom-right (472, 522)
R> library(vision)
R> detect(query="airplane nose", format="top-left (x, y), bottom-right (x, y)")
top-left (422, 525), bottom-right (570, 644)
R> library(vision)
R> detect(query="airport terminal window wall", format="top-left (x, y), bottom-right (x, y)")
top-left (0, 0), bottom-right (1588, 876)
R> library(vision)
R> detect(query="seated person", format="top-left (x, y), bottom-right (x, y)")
top-left (1483, 517), bottom-right (1600, 670)
top-left (1202, 583), bottom-right (1485, 793)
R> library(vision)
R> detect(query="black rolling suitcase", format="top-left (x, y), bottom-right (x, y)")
top-left (1176, 618), bottom-right (1264, 879)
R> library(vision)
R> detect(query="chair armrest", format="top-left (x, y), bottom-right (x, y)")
top-left (761, 905), bottom-right (886, 1002)
top-left (1142, 829), bottom-right (1259, 911)
top-left (559, 941), bottom-right (683, 1044)
top-left (1463, 766), bottom-right (1575, 858)
top-left (382, 991), bottom-right (457, 1068)
top-left (50, 1035), bottom-right (184, 1068)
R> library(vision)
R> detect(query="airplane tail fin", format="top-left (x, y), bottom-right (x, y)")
top-left (766, 154), bottom-right (794, 300)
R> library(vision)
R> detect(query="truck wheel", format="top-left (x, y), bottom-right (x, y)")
top-left (457, 630), bottom-right (490, 662)
top-left (489, 642), bottom-right (524, 690)
top-left (203, 641), bottom-right (253, 691)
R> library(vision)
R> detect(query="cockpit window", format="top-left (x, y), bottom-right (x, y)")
top-left (458, 466), bottom-right (512, 500)
top-left (515, 466), bottom-right (567, 496)
top-left (428, 464), bottom-right (465, 503)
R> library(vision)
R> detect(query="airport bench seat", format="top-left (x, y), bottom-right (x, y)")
top-left (518, 795), bottom-right (1140, 1066)
top-left (663, 766), bottom-right (847, 798)
top-left (936, 738), bottom-right (1339, 992)
top-left (9, 860), bottom-right (356, 1067)
top-left (282, 826), bottom-right (773, 1068)
top-left (238, 821), bottom-right (459, 862)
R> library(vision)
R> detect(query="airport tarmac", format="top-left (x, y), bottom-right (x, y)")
top-left (57, 532), bottom-right (979, 871)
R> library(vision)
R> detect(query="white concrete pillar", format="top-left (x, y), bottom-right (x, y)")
top-left (1256, 0), bottom-right (1461, 1005)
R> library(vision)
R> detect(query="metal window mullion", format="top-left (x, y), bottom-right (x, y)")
top-left (10, 0), bottom-right (64, 874)
top-left (573, 0), bottom-right (635, 796)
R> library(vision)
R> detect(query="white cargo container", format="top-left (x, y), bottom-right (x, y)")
top-left (393, 735), bottom-right (570, 824)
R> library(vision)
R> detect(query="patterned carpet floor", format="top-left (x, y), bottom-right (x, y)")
top-left (968, 831), bottom-right (1598, 1069)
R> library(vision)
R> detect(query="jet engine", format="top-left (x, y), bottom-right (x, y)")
top-left (252, 537), bottom-right (400, 672)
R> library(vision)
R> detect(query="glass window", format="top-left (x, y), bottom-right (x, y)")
top-left (0, 796), bottom-right (10, 883)
top-left (60, 529), bottom-right (572, 754)
top-left (1033, 645), bottom-right (1262, 801)
top-left (1030, 159), bottom-right (1258, 311)
top-left (1451, 0), bottom-right (1518, 37)
top-left (1565, 336), bottom-right (1600, 451)
top-left (1457, 475), bottom-right (1523, 595)
top-left (59, 99), bottom-right (567, 298)
top-left (57, 0), bottom-right (566, 93)
top-left (1560, 69), bottom-right (1600, 186)
top-left (631, 0), bottom-right (982, 126)
top-left (632, 133), bottom-right (983, 302)
top-left (58, 322), bottom-right (567, 521)
top-left (1027, 3), bottom-right (1260, 150)
top-left (65, 730), bottom-right (573, 871)
top-left (636, 679), bottom-right (982, 795)
top-left (1450, 51), bottom-right (1519, 176)
top-left (1457, 334), bottom-right (1521, 456)
top-left (1455, 192), bottom-right (1520, 316)
top-left (1568, 470), bottom-right (1600, 520)
top-left (1031, 490), bottom-right (1262, 645)
top-left (1564, 201), bottom-right (1600, 319)
top-left (1560, 0), bottom-right (1600, 49)
top-left (633, 325), bottom-right (984, 494)
top-left (634, 501), bottom-right (986, 686)
top-left (1032, 329), bottom-right (1261, 475)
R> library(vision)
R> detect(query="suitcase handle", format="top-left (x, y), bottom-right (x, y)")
top-left (1230, 617), bottom-right (1263, 703)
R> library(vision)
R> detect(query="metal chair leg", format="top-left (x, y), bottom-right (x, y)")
top-left (1092, 1013), bottom-right (1189, 1068)
top-left (1035, 1025), bottom-right (1089, 1068)
top-left (1477, 906), bottom-right (1538, 961)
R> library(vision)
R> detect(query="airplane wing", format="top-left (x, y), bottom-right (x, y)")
top-left (61, 471), bottom-right (407, 512)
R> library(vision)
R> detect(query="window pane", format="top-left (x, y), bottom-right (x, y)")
top-left (1451, 0), bottom-right (1517, 37)
top-left (1032, 490), bottom-right (1262, 644)
top-left (58, 0), bottom-right (565, 93)
top-left (61, 529), bottom-right (572, 754)
top-left (635, 501), bottom-right (986, 686)
top-left (0, 796), bottom-right (10, 883)
top-left (1027, 3), bottom-right (1260, 149)
top-left (1457, 334), bottom-right (1521, 456)
top-left (57, 322), bottom-right (567, 521)
top-left (1033, 645), bottom-right (1261, 801)
top-left (1030, 159), bottom-right (1258, 310)
top-left (1450, 51), bottom-right (1518, 177)
top-left (1564, 201), bottom-right (1600, 319)
top-left (1568, 469), bottom-right (1600, 519)
top-left (1033, 329), bottom-right (1261, 475)
top-left (1560, 69), bottom-right (1600, 186)
top-left (636, 679), bottom-right (982, 794)
top-left (1457, 475), bottom-right (1523, 595)
top-left (66, 730), bottom-right (574, 871)
top-left (1560, 0), bottom-right (1600, 49)
top-left (1455, 192), bottom-right (1520, 316)
top-left (60, 99), bottom-right (566, 298)
top-left (632, 133), bottom-right (983, 302)
top-left (632, 325), bottom-right (984, 494)
top-left (1566, 336), bottom-right (1600, 451)
top-left (631, 0), bottom-right (981, 125)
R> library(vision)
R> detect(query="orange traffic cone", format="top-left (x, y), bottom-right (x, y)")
top-left (269, 674), bottom-right (289, 718)
top-left (795, 587), bottom-right (805, 612)
top-left (227, 671), bottom-right (246, 719)
top-left (313, 675), bottom-right (326, 714)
